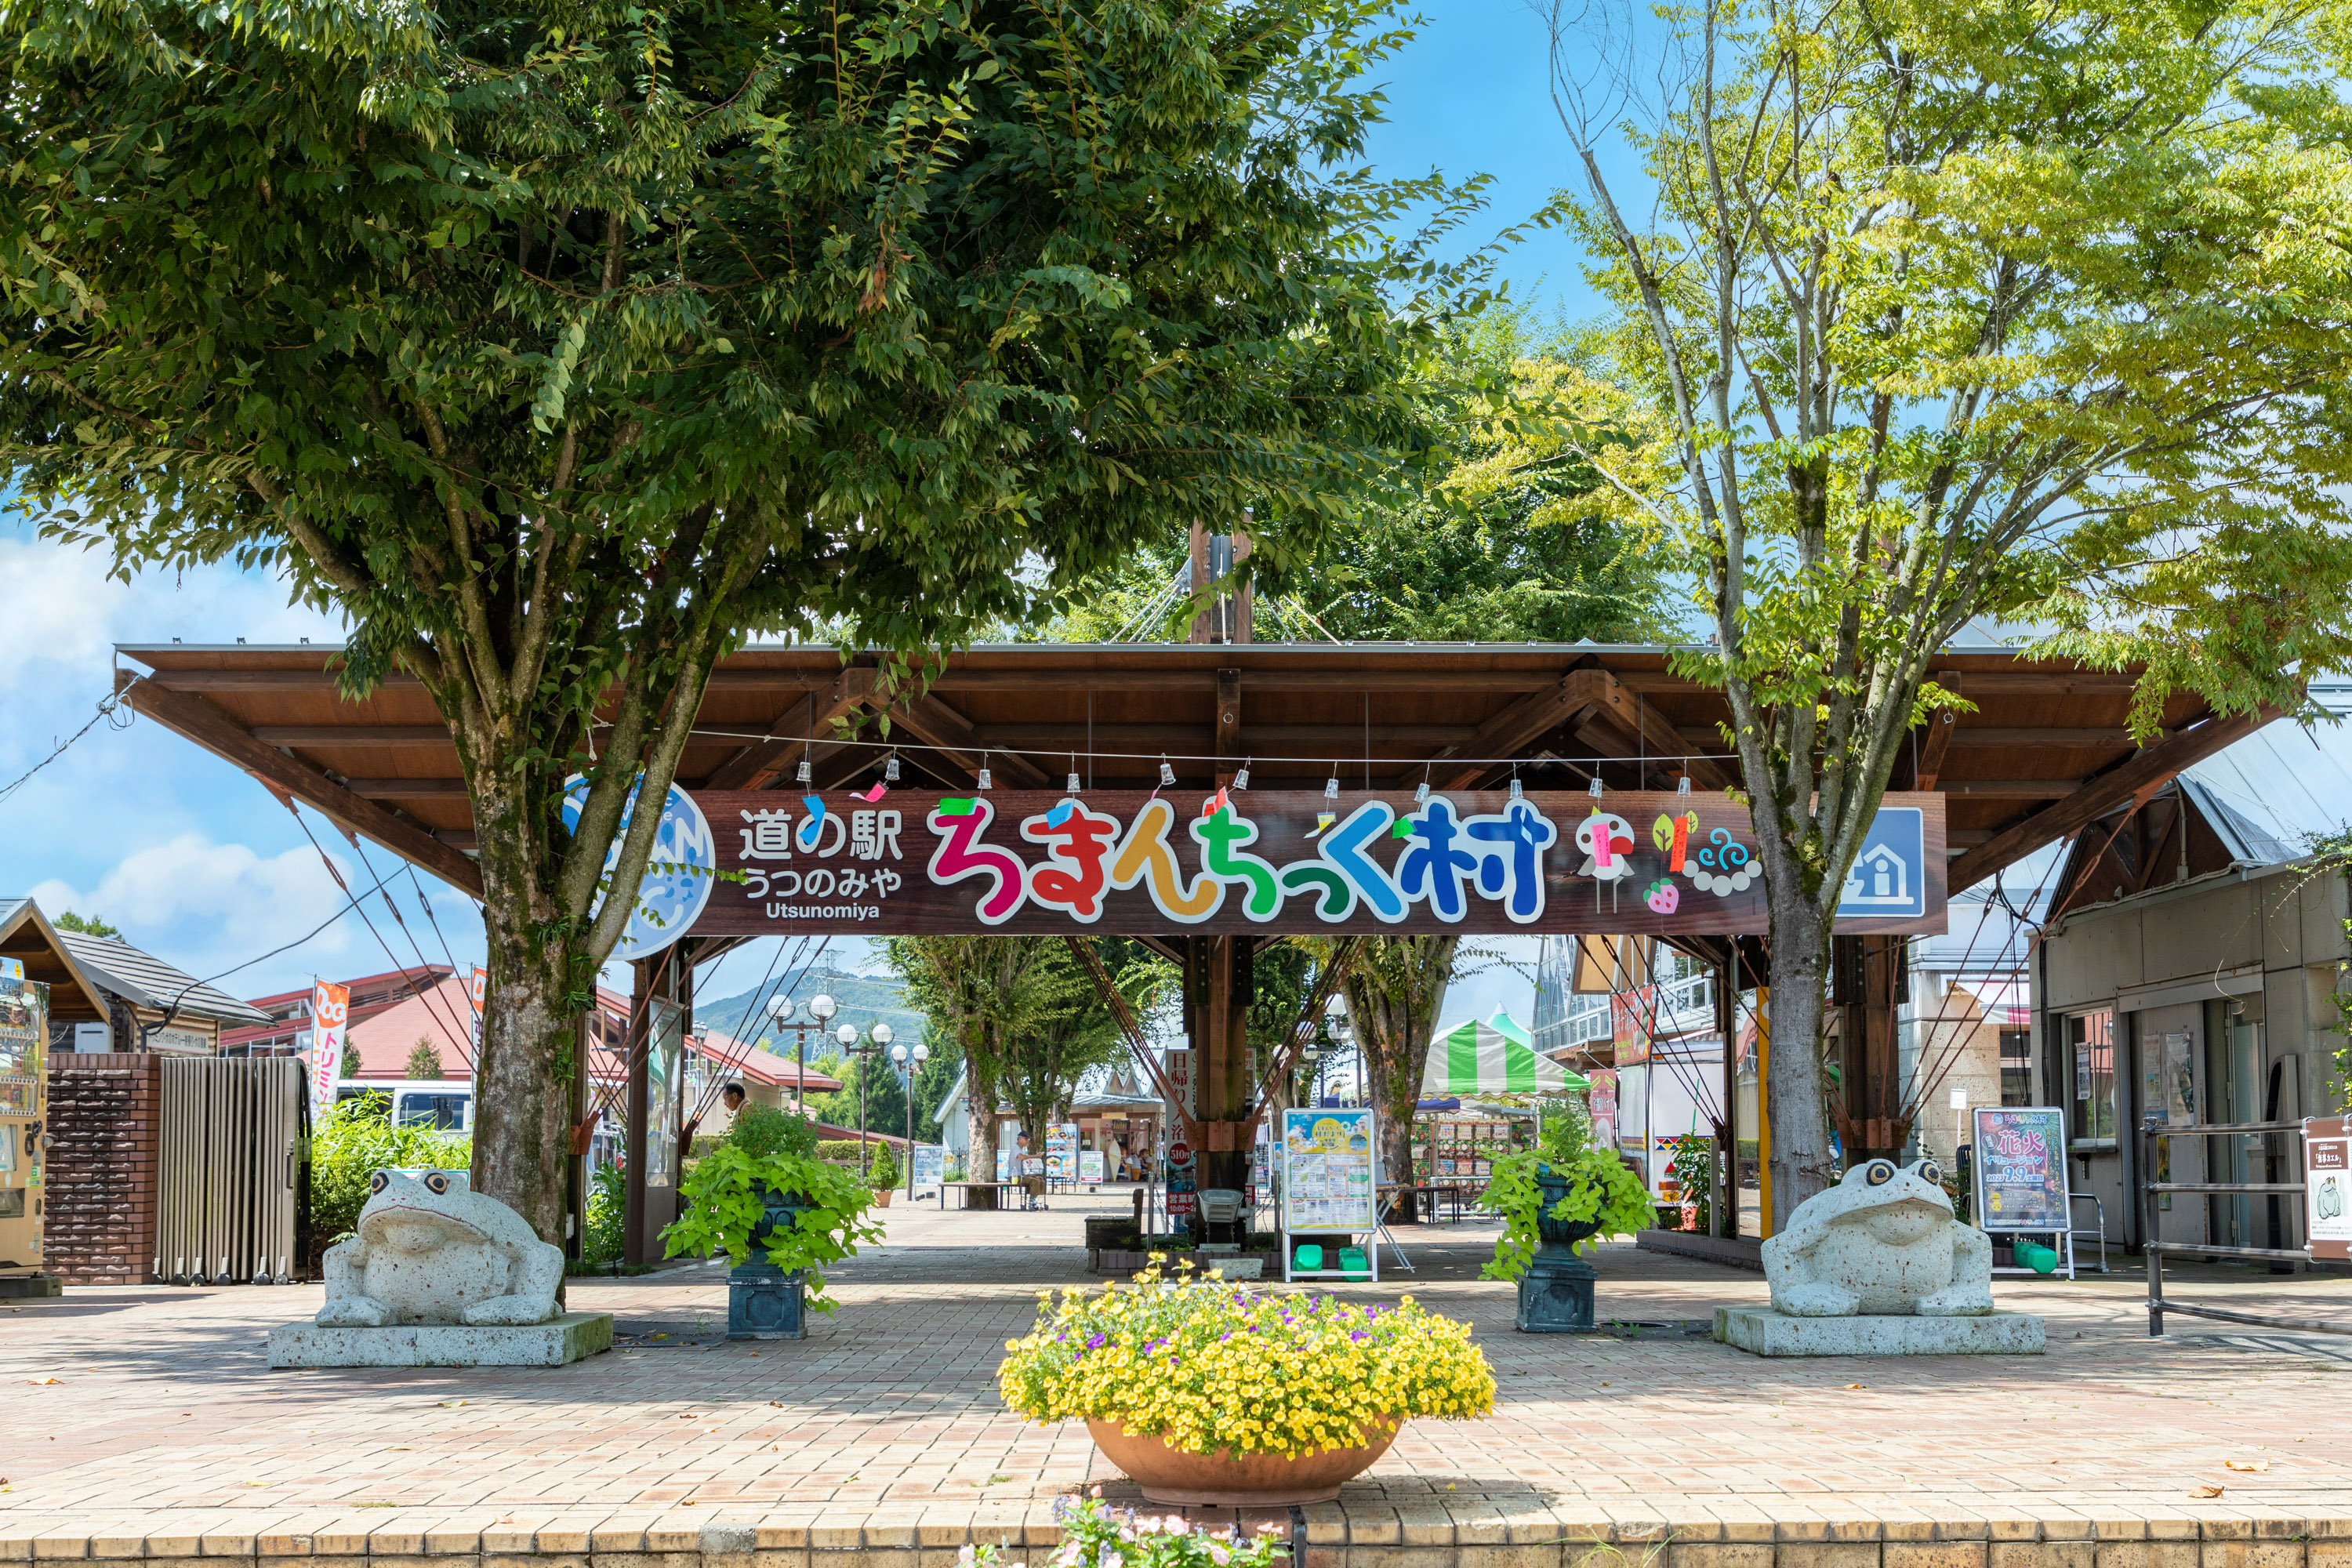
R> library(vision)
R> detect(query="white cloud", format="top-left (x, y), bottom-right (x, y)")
top-left (29, 833), bottom-right (367, 997)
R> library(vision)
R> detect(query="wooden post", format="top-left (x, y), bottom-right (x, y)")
top-left (624, 957), bottom-right (651, 1267)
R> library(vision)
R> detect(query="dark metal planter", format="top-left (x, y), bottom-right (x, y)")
top-left (1516, 1167), bottom-right (1600, 1332)
top-left (728, 1182), bottom-right (810, 1340)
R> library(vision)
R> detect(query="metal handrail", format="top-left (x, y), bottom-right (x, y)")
top-left (2140, 1120), bottom-right (2350, 1339)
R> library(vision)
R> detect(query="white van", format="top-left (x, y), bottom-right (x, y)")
top-left (334, 1079), bottom-right (475, 1132)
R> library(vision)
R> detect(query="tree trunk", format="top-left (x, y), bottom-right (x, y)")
top-left (966, 1066), bottom-right (1000, 1210)
top-left (1762, 878), bottom-right (1838, 1229)
top-left (466, 765), bottom-right (580, 1243)
top-left (1340, 935), bottom-right (1457, 1225)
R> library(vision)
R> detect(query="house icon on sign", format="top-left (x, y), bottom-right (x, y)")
top-left (1842, 843), bottom-right (1910, 906)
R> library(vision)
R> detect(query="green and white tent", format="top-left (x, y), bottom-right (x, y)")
top-left (1420, 1014), bottom-right (1589, 1098)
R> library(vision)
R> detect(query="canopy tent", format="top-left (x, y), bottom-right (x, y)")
top-left (1421, 1016), bottom-right (1588, 1098)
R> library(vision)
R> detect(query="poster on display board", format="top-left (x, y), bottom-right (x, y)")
top-left (1079, 1149), bottom-right (1105, 1183)
top-left (1279, 1107), bottom-right (1377, 1233)
top-left (1047, 1123), bottom-right (1079, 1180)
top-left (1970, 1106), bottom-right (2069, 1232)
top-left (1165, 1135), bottom-right (1198, 1218)
top-left (2307, 1117), bottom-right (2351, 1261)
top-left (913, 1145), bottom-right (945, 1189)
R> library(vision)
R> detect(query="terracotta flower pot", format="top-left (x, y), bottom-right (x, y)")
top-left (1086, 1416), bottom-right (1401, 1506)
top-left (873, 1189), bottom-right (894, 1207)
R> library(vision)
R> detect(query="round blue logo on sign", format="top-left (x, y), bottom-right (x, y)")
top-left (561, 775), bottom-right (717, 961)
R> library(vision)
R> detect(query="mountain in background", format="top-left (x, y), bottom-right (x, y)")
top-left (697, 958), bottom-right (925, 1054)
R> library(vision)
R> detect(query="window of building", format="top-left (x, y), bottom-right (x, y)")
top-left (2066, 1011), bottom-right (2115, 1145)
top-left (1999, 1029), bottom-right (2033, 1105)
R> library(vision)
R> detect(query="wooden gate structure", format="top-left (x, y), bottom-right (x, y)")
top-left (114, 628), bottom-right (2277, 1261)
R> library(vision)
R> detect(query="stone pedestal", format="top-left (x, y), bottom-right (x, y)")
top-left (1715, 1305), bottom-right (2045, 1356)
top-left (267, 1311), bottom-right (613, 1367)
top-left (728, 1261), bottom-right (805, 1339)
top-left (1516, 1254), bottom-right (1596, 1332)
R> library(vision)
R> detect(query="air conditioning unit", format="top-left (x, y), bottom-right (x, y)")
top-left (71, 1023), bottom-right (110, 1053)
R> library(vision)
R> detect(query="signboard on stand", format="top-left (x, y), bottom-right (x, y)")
top-left (1279, 1106), bottom-right (1379, 1281)
top-left (1047, 1123), bottom-right (1079, 1180)
top-left (912, 1144), bottom-right (945, 1191)
top-left (1971, 1106), bottom-right (2073, 1276)
top-left (1165, 1137), bottom-right (1198, 1220)
top-left (2307, 1117), bottom-right (2351, 1262)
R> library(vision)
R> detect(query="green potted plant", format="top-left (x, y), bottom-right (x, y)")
top-left (867, 1142), bottom-right (899, 1206)
top-left (1000, 1261), bottom-right (1496, 1506)
top-left (663, 1105), bottom-right (884, 1338)
top-left (1479, 1095), bottom-right (1653, 1331)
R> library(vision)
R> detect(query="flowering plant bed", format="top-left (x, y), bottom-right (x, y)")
top-left (965, 1495), bottom-right (1287, 1567)
top-left (999, 1261), bottom-right (1494, 1469)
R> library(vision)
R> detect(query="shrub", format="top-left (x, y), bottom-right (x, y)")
top-left (666, 1109), bottom-right (880, 1311)
top-left (966, 1497), bottom-right (1287, 1567)
top-left (583, 1160), bottom-right (626, 1265)
top-left (728, 1103), bottom-right (816, 1160)
top-left (1479, 1094), bottom-right (1654, 1279)
top-left (999, 1263), bottom-right (1495, 1459)
top-left (309, 1094), bottom-right (470, 1259)
top-left (867, 1144), bottom-right (899, 1189)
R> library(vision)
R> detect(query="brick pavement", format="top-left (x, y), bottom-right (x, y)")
top-left (1, 1191), bottom-right (2348, 1564)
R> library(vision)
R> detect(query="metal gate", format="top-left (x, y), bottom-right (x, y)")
top-left (155, 1058), bottom-right (301, 1285)
top-left (2140, 1116), bottom-right (2349, 1336)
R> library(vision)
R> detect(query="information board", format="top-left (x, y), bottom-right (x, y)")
top-left (912, 1144), bottom-right (944, 1190)
top-left (1079, 1150), bottom-right (1105, 1182)
top-left (1971, 1106), bottom-right (2070, 1232)
top-left (1280, 1107), bottom-right (1378, 1233)
top-left (1046, 1123), bottom-right (1078, 1180)
top-left (2307, 1116), bottom-right (2351, 1262)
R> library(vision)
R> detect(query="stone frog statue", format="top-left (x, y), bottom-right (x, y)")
top-left (1761, 1157), bottom-right (1993, 1317)
top-left (316, 1169), bottom-right (564, 1327)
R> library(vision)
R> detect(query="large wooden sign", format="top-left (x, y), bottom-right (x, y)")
top-left (676, 788), bottom-right (1946, 938)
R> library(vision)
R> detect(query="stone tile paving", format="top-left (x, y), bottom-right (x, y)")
top-left (0, 1191), bottom-right (2347, 1551)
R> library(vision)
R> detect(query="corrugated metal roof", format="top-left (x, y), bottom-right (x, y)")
top-left (2178, 682), bottom-right (2352, 864)
top-left (52, 928), bottom-right (270, 1026)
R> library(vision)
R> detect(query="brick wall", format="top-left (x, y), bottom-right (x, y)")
top-left (45, 1053), bottom-right (161, 1285)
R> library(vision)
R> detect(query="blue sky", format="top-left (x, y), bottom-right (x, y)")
top-left (0, 4), bottom-right (1610, 1013)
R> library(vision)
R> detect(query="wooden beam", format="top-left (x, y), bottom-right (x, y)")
top-left (702, 667), bottom-right (876, 791)
top-left (1435, 669), bottom-right (1608, 789)
top-left (1948, 707), bottom-right (2278, 888)
top-left (1216, 669), bottom-right (1242, 775)
top-left (884, 691), bottom-right (1051, 788)
top-left (118, 673), bottom-right (484, 896)
top-left (1944, 728), bottom-right (2136, 748)
top-left (344, 778), bottom-right (468, 797)
top-left (1912, 672), bottom-right (1959, 790)
top-left (150, 667), bottom-right (833, 695)
top-left (249, 725), bottom-right (454, 746)
top-left (1937, 779), bottom-right (2082, 798)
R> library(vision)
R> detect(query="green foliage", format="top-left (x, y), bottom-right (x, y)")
top-left (726, 1103), bottom-right (816, 1162)
top-left (1047, 307), bottom-right (1676, 645)
top-left (663, 1141), bottom-right (884, 1312)
top-left (1537, 0), bottom-right (2352, 1208)
top-left (867, 1143), bottom-right (900, 1191)
top-left (583, 1160), bottom-right (626, 1266)
top-left (339, 1044), bottom-right (363, 1081)
top-left (0, 0), bottom-right (1483, 1229)
top-left (404, 1040), bottom-right (445, 1080)
top-left (1479, 1095), bottom-right (1651, 1279)
top-left (307, 1094), bottom-right (470, 1261)
top-left (50, 910), bottom-right (120, 939)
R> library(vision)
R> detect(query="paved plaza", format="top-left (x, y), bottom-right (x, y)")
top-left (2, 1192), bottom-right (2349, 1563)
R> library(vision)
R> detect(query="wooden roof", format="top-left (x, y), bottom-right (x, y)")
top-left (114, 641), bottom-right (2278, 902)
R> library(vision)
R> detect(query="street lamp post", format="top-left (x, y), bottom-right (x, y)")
top-left (837, 1020), bottom-right (894, 1184)
top-left (888, 1039), bottom-right (931, 1200)
top-left (766, 991), bottom-right (837, 1113)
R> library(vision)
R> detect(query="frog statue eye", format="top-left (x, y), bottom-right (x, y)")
top-left (368, 1171), bottom-right (390, 1196)
top-left (1917, 1160), bottom-right (1943, 1185)
top-left (1864, 1160), bottom-right (1896, 1185)
top-left (423, 1171), bottom-right (452, 1196)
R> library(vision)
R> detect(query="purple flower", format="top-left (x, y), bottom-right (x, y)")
top-left (1086, 1334), bottom-right (1106, 1350)
top-left (1351, 1330), bottom-right (1367, 1342)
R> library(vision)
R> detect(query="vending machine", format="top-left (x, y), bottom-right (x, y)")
top-left (0, 957), bottom-right (52, 1294)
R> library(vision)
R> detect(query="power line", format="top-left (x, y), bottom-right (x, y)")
top-left (0, 683), bottom-right (136, 808)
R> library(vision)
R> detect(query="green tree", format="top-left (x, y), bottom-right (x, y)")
top-left (887, 936), bottom-right (1063, 1207)
top-left (1537, 0), bottom-right (2352, 1214)
top-left (5, 0), bottom-right (1472, 1239)
top-left (339, 1043), bottom-right (363, 1081)
top-left (998, 938), bottom-right (1170, 1165)
top-left (1047, 307), bottom-right (1678, 644)
top-left (51, 911), bottom-right (122, 939)
top-left (405, 1039), bottom-right (445, 1080)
